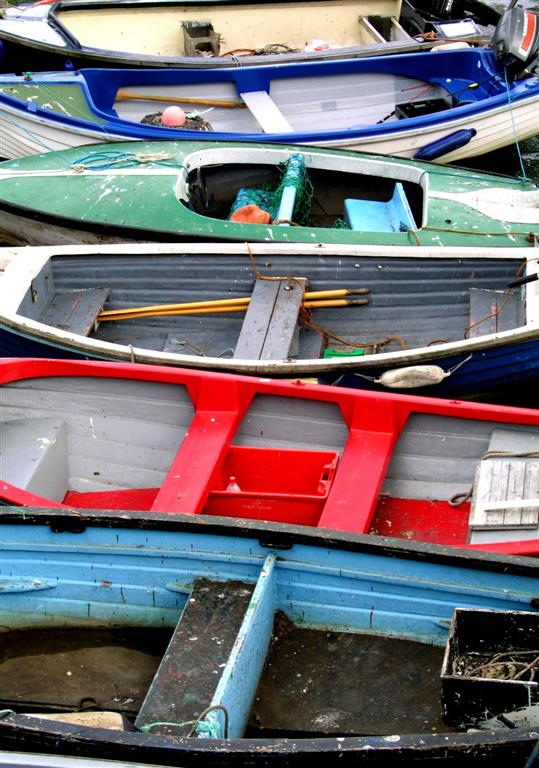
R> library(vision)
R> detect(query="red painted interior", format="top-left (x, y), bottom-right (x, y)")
top-left (369, 496), bottom-right (470, 545)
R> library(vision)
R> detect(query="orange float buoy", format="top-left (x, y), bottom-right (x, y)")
top-left (230, 204), bottom-right (272, 224)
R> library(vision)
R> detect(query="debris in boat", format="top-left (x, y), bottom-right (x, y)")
top-left (453, 649), bottom-right (539, 681)
top-left (141, 111), bottom-right (213, 131)
top-left (221, 43), bottom-right (301, 57)
top-left (228, 153), bottom-right (313, 225)
top-left (473, 704), bottom-right (539, 731)
top-left (230, 204), bottom-right (272, 224)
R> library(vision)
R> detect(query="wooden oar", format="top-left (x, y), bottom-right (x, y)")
top-left (98, 296), bottom-right (368, 322)
top-left (116, 90), bottom-right (247, 109)
top-left (97, 288), bottom-right (370, 321)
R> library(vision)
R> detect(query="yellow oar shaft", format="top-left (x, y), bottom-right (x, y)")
top-left (99, 297), bottom-right (367, 322)
top-left (98, 295), bottom-right (253, 319)
top-left (98, 287), bottom-right (369, 321)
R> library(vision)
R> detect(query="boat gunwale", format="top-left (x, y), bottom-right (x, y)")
top-left (1, 504), bottom-right (538, 577)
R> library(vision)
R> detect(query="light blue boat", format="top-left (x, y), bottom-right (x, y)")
top-left (0, 508), bottom-right (537, 764)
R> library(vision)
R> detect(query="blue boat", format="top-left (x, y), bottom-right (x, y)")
top-left (1, 23), bottom-right (539, 163)
top-left (1, 242), bottom-right (538, 400)
top-left (0, 506), bottom-right (537, 765)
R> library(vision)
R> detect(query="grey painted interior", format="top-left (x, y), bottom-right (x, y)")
top-left (1, 374), bottom-right (537, 523)
top-left (0, 378), bottom-right (349, 498)
top-left (19, 253), bottom-right (526, 359)
top-left (383, 413), bottom-right (539, 541)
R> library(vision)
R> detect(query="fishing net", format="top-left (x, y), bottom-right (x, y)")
top-left (141, 112), bottom-right (214, 131)
top-left (228, 153), bottom-right (313, 225)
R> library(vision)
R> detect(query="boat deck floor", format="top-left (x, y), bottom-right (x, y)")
top-left (0, 620), bottom-right (453, 736)
top-left (249, 613), bottom-right (451, 735)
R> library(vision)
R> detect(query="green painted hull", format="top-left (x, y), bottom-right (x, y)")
top-left (0, 140), bottom-right (537, 247)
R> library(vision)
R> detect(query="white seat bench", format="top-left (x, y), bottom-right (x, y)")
top-left (1, 417), bottom-right (69, 501)
top-left (240, 90), bottom-right (293, 134)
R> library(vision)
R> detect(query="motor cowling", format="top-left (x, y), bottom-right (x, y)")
top-left (491, 6), bottom-right (539, 78)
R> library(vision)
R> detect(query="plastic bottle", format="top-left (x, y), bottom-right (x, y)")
top-left (226, 476), bottom-right (241, 492)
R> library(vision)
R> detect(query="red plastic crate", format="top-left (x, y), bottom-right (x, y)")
top-left (204, 445), bottom-right (339, 525)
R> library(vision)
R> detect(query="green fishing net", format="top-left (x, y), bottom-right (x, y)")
top-left (228, 152), bottom-right (314, 225)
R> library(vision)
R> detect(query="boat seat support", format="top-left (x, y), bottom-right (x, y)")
top-left (151, 379), bottom-right (244, 514)
top-left (240, 90), bottom-right (293, 133)
top-left (344, 183), bottom-right (415, 233)
top-left (234, 277), bottom-right (308, 360)
top-left (318, 426), bottom-right (398, 533)
top-left (40, 288), bottom-right (111, 337)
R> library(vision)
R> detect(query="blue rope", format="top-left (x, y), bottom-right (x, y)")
top-left (70, 150), bottom-right (179, 171)
top-left (503, 66), bottom-right (529, 181)
top-left (0, 109), bottom-right (74, 166)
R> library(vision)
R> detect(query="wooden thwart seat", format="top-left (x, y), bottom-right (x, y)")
top-left (136, 554), bottom-right (276, 739)
top-left (469, 428), bottom-right (539, 536)
top-left (135, 579), bottom-right (255, 737)
top-left (41, 287), bottom-right (111, 336)
top-left (234, 277), bottom-right (308, 360)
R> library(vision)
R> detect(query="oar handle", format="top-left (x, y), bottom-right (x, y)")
top-left (116, 90), bottom-right (246, 109)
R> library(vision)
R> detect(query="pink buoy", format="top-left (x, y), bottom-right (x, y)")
top-left (161, 106), bottom-right (187, 127)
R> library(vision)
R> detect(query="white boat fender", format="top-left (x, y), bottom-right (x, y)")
top-left (354, 354), bottom-right (473, 389)
top-left (374, 365), bottom-right (450, 388)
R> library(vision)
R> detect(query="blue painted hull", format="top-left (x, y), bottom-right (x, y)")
top-left (2, 323), bottom-right (538, 400)
top-left (0, 509), bottom-right (537, 764)
top-left (322, 338), bottom-right (539, 398)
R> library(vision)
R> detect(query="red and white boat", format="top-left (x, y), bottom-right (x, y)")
top-left (1, 357), bottom-right (537, 555)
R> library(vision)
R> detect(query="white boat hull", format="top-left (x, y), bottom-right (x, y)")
top-left (2, 92), bottom-right (539, 163)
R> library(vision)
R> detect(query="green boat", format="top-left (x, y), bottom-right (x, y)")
top-left (0, 140), bottom-right (538, 247)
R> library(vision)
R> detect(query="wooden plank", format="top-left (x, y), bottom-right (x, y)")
top-left (468, 288), bottom-right (523, 338)
top-left (234, 280), bottom-right (280, 359)
top-left (135, 579), bottom-right (255, 737)
top-left (207, 554), bottom-right (276, 738)
top-left (234, 278), bottom-right (307, 361)
top-left (41, 288), bottom-right (110, 336)
top-left (240, 90), bottom-right (293, 133)
top-left (261, 278), bottom-right (307, 360)
top-left (470, 428), bottom-right (539, 530)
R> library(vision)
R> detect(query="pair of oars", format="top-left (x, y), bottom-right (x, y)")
top-left (116, 90), bottom-right (247, 109)
top-left (97, 288), bottom-right (369, 323)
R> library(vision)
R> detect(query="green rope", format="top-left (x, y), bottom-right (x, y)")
top-left (139, 720), bottom-right (196, 733)
top-left (139, 704), bottom-right (228, 738)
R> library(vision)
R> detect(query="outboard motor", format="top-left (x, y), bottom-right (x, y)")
top-left (491, 6), bottom-right (539, 78)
